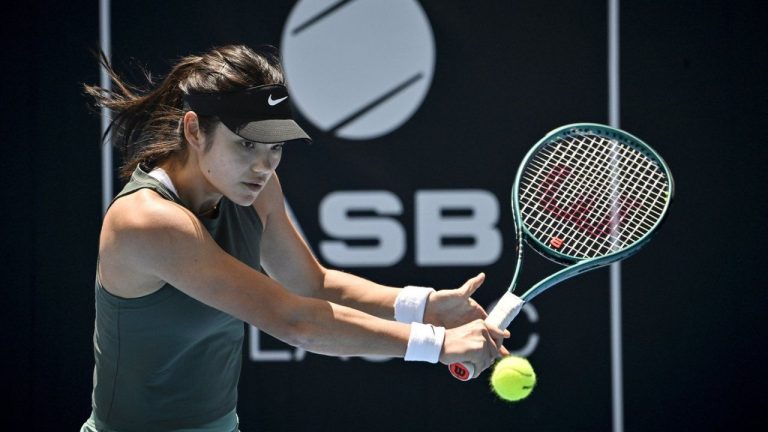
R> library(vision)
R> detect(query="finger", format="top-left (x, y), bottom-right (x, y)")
top-left (499, 344), bottom-right (510, 357)
top-left (491, 331), bottom-right (509, 357)
top-left (472, 300), bottom-right (489, 319)
top-left (483, 329), bottom-right (500, 368)
top-left (483, 342), bottom-right (499, 373)
top-left (474, 343), bottom-right (493, 377)
top-left (462, 272), bottom-right (486, 297)
top-left (486, 323), bottom-right (510, 340)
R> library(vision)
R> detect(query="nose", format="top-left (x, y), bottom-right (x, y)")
top-left (251, 151), bottom-right (278, 173)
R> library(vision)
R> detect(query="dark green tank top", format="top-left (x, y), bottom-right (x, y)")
top-left (90, 165), bottom-right (263, 431)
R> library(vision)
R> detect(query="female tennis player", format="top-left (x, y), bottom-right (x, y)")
top-left (80, 45), bottom-right (508, 431)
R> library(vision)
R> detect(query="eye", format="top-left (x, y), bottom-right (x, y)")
top-left (241, 141), bottom-right (256, 150)
top-left (271, 144), bottom-right (284, 152)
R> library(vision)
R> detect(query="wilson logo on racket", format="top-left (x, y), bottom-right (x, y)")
top-left (550, 237), bottom-right (564, 249)
top-left (539, 164), bottom-right (641, 238)
top-left (450, 364), bottom-right (469, 379)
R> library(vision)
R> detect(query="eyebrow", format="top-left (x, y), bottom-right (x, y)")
top-left (239, 139), bottom-right (285, 146)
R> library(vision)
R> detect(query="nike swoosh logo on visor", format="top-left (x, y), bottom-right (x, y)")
top-left (268, 95), bottom-right (288, 106)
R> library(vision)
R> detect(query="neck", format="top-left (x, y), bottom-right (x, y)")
top-left (157, 157), bottom-right (222, 216)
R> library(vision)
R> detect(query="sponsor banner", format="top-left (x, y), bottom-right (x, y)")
top-left (112, 1), bottom-right (611, 430)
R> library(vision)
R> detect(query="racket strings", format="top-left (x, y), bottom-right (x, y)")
top-left (531, 134), bottom-right (666, 256)
top-left (531, 136), bottom-right (663, 256)
top-left (523, 140), bottom-right (624, 255)
top-left (611, 144), bottom-right (667, 246)
top-left (518, 132), bottom-right (669, 259)
top-left (524, 138), bottom-right (624, 241)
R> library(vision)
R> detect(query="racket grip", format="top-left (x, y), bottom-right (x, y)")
top-left (485, 292), bottom-right (525, 329)
top-left (448, 293), bottom-right (525, 381)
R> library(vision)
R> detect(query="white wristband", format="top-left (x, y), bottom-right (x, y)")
top-left (404, 322), bottom-right (445, 363)
top-left (394, 286), bottom-right (435, 323)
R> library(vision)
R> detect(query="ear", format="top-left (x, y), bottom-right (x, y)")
top-left (182, 111), bottom-right (205, 151)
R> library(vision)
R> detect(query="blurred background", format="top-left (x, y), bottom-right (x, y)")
top-left (3, 0), bottom-right (766, 430)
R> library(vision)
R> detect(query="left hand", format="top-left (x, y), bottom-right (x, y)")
top-left (423, 273), bottom-right (488, 329)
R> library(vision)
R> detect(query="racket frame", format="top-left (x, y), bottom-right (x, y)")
top-left (514, 123), bottom-right (674, 302)
top-left (448, 123), bottom-right (674, 381)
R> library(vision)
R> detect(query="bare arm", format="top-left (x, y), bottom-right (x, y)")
top-left (256, 174), bottom-right (401, 318)
top-left (256, 174), bottom-right (489, 327)
top-left (103, 190), bottom-right (504, 367)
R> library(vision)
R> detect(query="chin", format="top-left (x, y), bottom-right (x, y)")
top-left (225, 182), bottom-right (263, 206)
top-left (230, 194), bottom-right (258, 207)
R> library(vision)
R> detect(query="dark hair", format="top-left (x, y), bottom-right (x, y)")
top-left (84, 45), bottom-right (284, 180)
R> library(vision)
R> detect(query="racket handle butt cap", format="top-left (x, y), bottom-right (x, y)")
top-left (449, 362), bottom-right (475, 381)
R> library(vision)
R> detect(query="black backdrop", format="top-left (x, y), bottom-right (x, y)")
top-left (3, 1), bottom-right (766, 431)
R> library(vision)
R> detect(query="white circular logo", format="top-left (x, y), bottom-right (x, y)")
top-left (281, 0), bottom-right (436, 140)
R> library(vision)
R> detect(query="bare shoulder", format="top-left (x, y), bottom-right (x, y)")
top-left (107, 189), bottom-right (196, 232)
top-left (99, 189), bottom-right (203, 298)
top-left (103, 189), bottom-right (203, 253)
top-left (101, 187), bottom-right (302, 331)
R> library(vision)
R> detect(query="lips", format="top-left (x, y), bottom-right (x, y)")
top-left (243, 175), bottom-right (269, 192)
top-left (243, 182), bottom-right (263, 192)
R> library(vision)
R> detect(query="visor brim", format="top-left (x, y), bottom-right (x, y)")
top-left (222, 118), bottom-right (312, 144)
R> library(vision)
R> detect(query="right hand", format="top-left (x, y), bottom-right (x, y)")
top-left (439, 319), bottom-right (510, 376)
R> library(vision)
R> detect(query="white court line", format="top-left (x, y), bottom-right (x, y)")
top-left (609, 0), bottom-right (624, 431)
top-left (100, 0), bottom-right (113, 214)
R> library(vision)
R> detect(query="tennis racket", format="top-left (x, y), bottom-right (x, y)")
top-left (449, 123), bottom-right (674, 381)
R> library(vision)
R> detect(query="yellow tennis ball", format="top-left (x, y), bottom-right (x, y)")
top-left (490, 356), bottom-right (536, 402)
